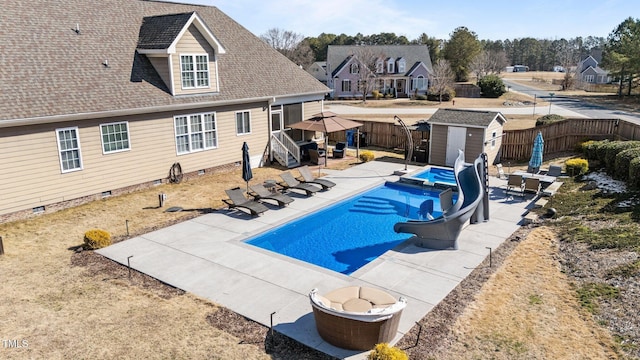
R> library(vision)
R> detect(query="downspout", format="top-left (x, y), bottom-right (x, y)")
top-left (267, 97), bottom-right (275, 164)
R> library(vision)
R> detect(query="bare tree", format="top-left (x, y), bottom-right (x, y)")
top-left (351, 47), bottom-right (385, 103)
top-left (555, 40), bottom-right (580, 90)
top-left (260, 28), bottom-right (314, 68)
top-left (470, 50), bottom-right (508, 82)
top-left (429, 59), bottom-right (454, 103)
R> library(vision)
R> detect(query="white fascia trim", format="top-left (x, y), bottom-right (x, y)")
top-left (168, 12), bottom-right (226, 55)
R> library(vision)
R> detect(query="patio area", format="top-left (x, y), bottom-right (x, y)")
top-left (97, 160), bottom-right (531, 359)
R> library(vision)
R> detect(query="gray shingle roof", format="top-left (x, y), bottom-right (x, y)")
top-left (137, 12), bottom-right (193, 49)
top-left (327, 45), bottom-right (433, 77)
top-left (427, 109), bottom-right (505, 128)
top-left (0, 0), bottom-right (329, 122)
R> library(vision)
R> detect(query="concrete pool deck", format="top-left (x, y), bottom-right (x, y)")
top-left (97, 160), bottom-right (532, 359)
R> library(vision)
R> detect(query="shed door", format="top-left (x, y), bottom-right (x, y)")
top-left (445, 126), bottom-right (467, 166)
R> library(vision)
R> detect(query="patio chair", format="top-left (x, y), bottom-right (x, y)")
top-left (297, 165), bottom-right (336, 190)
top-left (333, 142), bottom-right (346, 158)
top-left (279, 172), bottom-right (321, 196)
top-left (496, 164), bottom-right (507, 179)
top-left (222, 187), bottom-right (269, 216)
top-left (506, 174), bottom-right (524, 196)
top-left (248, 184), bottom-right (294, 207)
top-left (309, 149), bottom-right (325, 165)
top-left (523, 177), bottom-right (541, 195)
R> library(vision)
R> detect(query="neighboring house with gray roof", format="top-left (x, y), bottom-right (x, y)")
top-left (578, 55), bottom-right (611, 84)
top-left (326, 45), bottom-right (433, 99)
top-left (427, 109), bottom-right (506, 166)
top-left (0, 0), bottom-right (329, 221)
top-left (306, 61), bottom-right (328, 85)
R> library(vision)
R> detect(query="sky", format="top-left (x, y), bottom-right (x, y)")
top-left (173, 0), bottom-right (638, 41)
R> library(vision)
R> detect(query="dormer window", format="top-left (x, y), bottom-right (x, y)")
top-left (397, 58), bottom-right (406, 73)
top-left (376, 59), bottom-right (384, 73)
top-left (180, 54), bottom-right (210, 89)
top-left (387, 57), bottom-right (395, 73)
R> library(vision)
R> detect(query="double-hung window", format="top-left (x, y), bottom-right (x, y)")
top-left (412, 75), bottom-right (427, 91)
top-left (180, 54), bottom-right (210, 89)
top-left (236, 111), bottom-right (251, 135)
top-left (174, 113), bottom-right (217, 154)
top-left (100, 122), bottom-right (130, 154)
top-left (56, 127), bottom-right (83, 172)
top-left (341, 79), bottom-right (351, 92)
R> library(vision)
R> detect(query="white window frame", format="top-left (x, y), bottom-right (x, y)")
top-left (56, 127), bottom-right (83, 173)
top-left (397, 59), bottom-right (406, 73)
top-left (100, 121), bottom-right (130, 154)
top-left (173, 112), bottom-right (218, 154)
top-left (350, 63), bottom-right (359, 74)
top-left (491, 131), bottom-right (497, 149)
top-left (412, 75), bottom-right (427, 91)
top-left (341, 79), bottom-right (352, 92)
top-left (376, 59), bottom-right (384, 73)
top-left (584, 74), bottom-right (595, 83)
top-left (387, 58), bottom-right (395, 73)
top-left (180, 54), bottom-right (210, 89)
top-left (235, 111), bottom-right (251, 135)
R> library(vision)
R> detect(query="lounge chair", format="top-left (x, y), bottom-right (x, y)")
top-left (333, 142), bottom-right (346, 158)
top-left (523, 177), bottom-right (541, 195)
top-left (309, 149), bottom-right (325, 165)
top-left (222, 187), bottom-right (269, 216)
top-left (506, 174), bottom-right (524, 196)
top-left (279, 172), bottom-right (321, 196)
top-left (547, 165), bottom-right (562, 177)
top-left (297, 165), bottom-right (336, 190)
top-left (248, 184), bottom-right (294, 207)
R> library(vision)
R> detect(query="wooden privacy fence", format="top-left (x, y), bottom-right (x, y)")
top-left (330, 120), bottom-right (428, 150)
top-left (501, 118), bottom-right (640, 161)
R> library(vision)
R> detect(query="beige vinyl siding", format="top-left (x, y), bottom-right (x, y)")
top-left (172, 25), bottom-right (218, 95)
top-left (484, 119), bottom-right (504, 165)
top-left (148, 56), bottom-right (172, 91)
top-left (303, 101), bottom-right (322, 119)
top-left (0, 103), bottom-right (268, 217)
top-left (429, 125), bottom-right (448, 166)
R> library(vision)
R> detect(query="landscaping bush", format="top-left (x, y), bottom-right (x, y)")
top-left (372, 90), bottom-right (382, 100)
top-left (614, 147), bottom-right (640, 180)
top-left (359, 150), bottom-right (375, 162)
top-left (578, 140), bottom-right (596, 155)
top-left (414, 94), bottom-right (428, 100)
top-left (565, 158), bottom-right (589, 176)
top-left (595, 140), bottom-right (614, 163)
top-left (629, 157), bottom-right (640, 189)
top-left (367, 343), bottom-right (408, 360)
top-left (426, 87), bottom-right (455, 102)
top-left (535, 114), bottom-right (564, 127)
top-left (478, 74), bottom-right (506, 98)
top-left (607, 141), bottom-right (640, 176)
top-left (83, 229), bottom-right (112, 249)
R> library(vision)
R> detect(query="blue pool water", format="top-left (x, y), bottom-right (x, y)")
top-left (246, 180), bottom-right (456, 275)
top-left (411, 167), bottom-right (457, 185)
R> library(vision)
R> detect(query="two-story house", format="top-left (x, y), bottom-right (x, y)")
top-left (578, 55), bottom-right (611, 84)
top-left (0, 0), bottom-right (329, 222)
top-left (326, 45), bottom-right (433, 99)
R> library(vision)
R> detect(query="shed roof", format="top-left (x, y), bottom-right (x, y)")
top-left (0, 0), bottom-right (329, 124)
top-left (427, 109), bottom-right (506, 128)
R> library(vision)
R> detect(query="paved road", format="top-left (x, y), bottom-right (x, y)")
top-left (326, 81), bottom-right (640, 125)
top-left (503, 79), bottom-right (640, 125)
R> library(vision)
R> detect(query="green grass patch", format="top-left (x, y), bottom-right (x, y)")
top-left (528, 294), bottom-right (543, 305)
top-left (576, 283), bottom-right (620, 314)
top-left (606, 260), bottom-right (640, 279)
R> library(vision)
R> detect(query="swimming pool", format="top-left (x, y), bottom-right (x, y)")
top-left (411, 166), bottom-right (457, 184)
top-left (246, 180), bottom-right (457, 275)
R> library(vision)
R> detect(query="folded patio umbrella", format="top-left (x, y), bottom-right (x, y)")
top-left (528, 131), bottom-right (544, 173)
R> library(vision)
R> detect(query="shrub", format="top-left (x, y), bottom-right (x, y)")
top-left (578, 140), bottom-right (596, 155)
top-left (83, 229), bottom-right (112, 249)
top-left (414, 94), bottom-right (428, 100)
top-left (614, 147), bottom-right (640, 180)
top-left (595, 140), bottom-right (613, 163)
top-left (426, 87), bottom-right (455, 101)
top-left (565, 158), bottom-right (589, 176)
top-left (629, 157), bottom-right (640, 189)
top-left (367, 343), bottom-right (408, 360)
top-left (478, 74), bottom-right (506, 98)
top-left (535, 114), bottom-right (564, 127)
top-left (603, 141), bottom-right (640, 173)
top-left (359, 150), bottom-right (375, 162)
top-left (372, 90), bottom-right (382, 100)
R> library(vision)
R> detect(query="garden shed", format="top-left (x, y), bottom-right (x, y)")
top-left (427, 109), bottom-right (506, 166)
